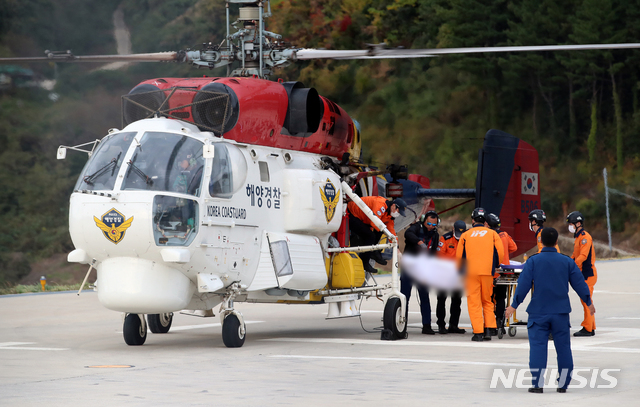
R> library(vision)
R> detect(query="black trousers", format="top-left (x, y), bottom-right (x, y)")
top-left (493, 285), bottom-right (508, 325)
top-left (348, 214), bottom-right (382, 265)
top-left (436, 290), bottom-right (462, 328)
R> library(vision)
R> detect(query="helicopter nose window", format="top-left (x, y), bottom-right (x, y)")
top-left (153, 195), bottom-right (198, 246)
top-left (121, 132), bottom-right (204, 196)
top-left (75, 132), bottom-right (136, 191)
top-left (209, 143), bottom-right (248, 198)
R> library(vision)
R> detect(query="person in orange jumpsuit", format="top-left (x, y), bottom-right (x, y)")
top-left (486, 213), bottom-right (517, 336)
top-left (528, 209), bottom-right (560, 253)
top-left (436, 220), bottom-right (468, 334)
top-left (456, 208), bottom-right (504, 342)
top-left (347, 196), bottom-right (406, 273)
top-left (567, 211), bottom-right (597, 337)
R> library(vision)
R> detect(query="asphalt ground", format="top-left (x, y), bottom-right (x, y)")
top-left (1, 258), bottom-right (640, 406)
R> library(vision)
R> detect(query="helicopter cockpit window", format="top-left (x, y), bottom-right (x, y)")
top-left (121, 132), bottom-right (204, 196)
top-left (153, 195), bottom-right (198, 247)
top-left (209, 143), bottom-right (248, 198)
top-left (75, 132), bottom-right (136, 191)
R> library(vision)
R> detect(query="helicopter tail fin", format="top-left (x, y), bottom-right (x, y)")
top-left (475, 129), bottom-right (539, 257)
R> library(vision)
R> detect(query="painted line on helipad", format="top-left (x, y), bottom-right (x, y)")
top-left (0, 342), bottom-right (68, 351)
top-left (261, 337), bottom-right (640, 353)
top-left (270, 354), bottom-right (528, 367)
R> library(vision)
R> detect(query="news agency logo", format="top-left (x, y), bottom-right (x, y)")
top-left (490, 368), bottom-right (620, 389)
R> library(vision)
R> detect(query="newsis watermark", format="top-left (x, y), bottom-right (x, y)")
top-left (490, 368), bottom-right (621, 389)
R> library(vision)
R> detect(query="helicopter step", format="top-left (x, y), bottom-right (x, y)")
top-left (324, 294), bottom-right (360, 319)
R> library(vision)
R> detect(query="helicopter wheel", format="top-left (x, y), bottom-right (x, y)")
top-left (383, 297), bottom-right (407, 339)
top-left (147, 313), bottom-right (173, 334)
top-left (123, 313), bottom-right (147, 346)
top-left (222, 313), bottom-right (246, 348)
top-left (508, 327), bottom-right (517, 337)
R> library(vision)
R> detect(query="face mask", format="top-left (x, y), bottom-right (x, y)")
top-left (391, 211), bottom-right (400, 218)
top-left (568, 224), bottom-right (576, 234)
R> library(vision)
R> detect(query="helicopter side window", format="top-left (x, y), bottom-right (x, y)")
top-left (121, 132), bottom-right (204, 196)
top-left (153, 195), bottom-right (198, 246)
top-left (258, 161), bottom-right (270, 182)
top-left (209, 143), bottom-right (248, 198)
top-left (75, 132), bottom-right (136, 191)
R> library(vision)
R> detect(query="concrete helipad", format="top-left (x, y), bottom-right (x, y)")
top-left (1, 258), bottom-right (640, 406)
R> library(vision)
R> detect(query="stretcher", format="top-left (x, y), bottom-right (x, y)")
top-left (494, 263), bottom-right (528, 339)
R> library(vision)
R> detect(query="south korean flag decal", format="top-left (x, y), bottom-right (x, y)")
top-left (522, 172), bottom-right (538, 195)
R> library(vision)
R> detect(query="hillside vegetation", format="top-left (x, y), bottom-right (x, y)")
top-left (1, 0), bottom-right (639, 284)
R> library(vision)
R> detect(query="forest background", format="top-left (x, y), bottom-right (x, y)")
top-left (1, 0), bottom-right (640, 285)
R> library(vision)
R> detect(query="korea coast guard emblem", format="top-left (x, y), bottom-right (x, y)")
top-left (320, 179), bottom-right (340, 223)
top-left (93, 208), bottom-right (134, 244)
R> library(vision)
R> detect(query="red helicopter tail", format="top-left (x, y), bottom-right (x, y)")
top-left (475, 130), bottom-right (539, 256)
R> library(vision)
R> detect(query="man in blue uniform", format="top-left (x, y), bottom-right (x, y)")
top-left (505, 227), bottom-right (595, 393)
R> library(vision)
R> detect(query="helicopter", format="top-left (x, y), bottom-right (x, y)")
top-left (2, 0), bottom-right (639, 348)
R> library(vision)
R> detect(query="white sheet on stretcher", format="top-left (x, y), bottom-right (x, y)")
top-left (400, 254), bottom-right (462, 291)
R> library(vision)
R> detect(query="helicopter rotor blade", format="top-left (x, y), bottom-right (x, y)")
top-left (0, 51), bottom-right (184, 63)
top-left (294, 42), bottom-right (640, 60)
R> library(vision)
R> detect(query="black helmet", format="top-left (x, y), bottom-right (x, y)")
top-left (471, 207), bottom-right (486, 223)
top-left (528, 209), bottom-right (546, 224)
top-left (566, 211), bottom-right (584, 224)
top-left (486, 213), bottom-right (501, 229)
top-left (453, 220), bottom-right (467, 238)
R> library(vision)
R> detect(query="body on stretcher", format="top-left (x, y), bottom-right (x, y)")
top-left (494, 262), bottom-right (527, 338)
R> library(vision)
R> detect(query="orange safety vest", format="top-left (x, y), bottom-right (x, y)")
top-left (347, 196), bottom-right (396, 237)
top-left (456, 225), bottom-right (504, 276)
top-left (572, 228), bottom-right (597, 279)
top-left (437, 232), bottom-right (458, 260)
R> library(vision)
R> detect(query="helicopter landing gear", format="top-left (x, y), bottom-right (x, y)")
top-left (383, 296), bottom-right (407, 340)
top-left (123, 313), bottom-right (147, 346)
top-left (219, 282), bottom-right (247, 348)
top-left (147, 313), bottom-right (173, 334)
top-left (222, 313), bottom-right (246, 348)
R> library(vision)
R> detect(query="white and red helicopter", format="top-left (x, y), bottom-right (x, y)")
top-left (2, 0), bottom-right (637, 347)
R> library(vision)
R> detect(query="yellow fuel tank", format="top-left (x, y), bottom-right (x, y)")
top-left (325, 252), bottom-right (365, 289)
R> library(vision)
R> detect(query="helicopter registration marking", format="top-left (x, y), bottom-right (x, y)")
top-left (207, 205), bottom-right (247, 219)
top-left (246, 183), bottom-right (281, 209)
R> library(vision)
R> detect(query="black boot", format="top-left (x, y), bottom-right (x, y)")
top-left (471, 333), bottom-right (484, 342)
top-left (448, 326), bottom-right (466, 334)
top-left (370, 250), bottom-right (388, 266)
top-left (422, 325), bottom-right (436, 335)
top-left (438, 325), bottom-right (448, 334)
top-left (528, 387), bottom-right (543, 393)
top-left (573, 327), bottom-right (594, 337)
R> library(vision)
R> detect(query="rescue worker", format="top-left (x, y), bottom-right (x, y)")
top-left (528, 209), bottom-right (559, 253)
top-left (402, 210), bottom-right (440, 334)
top-left (347, 196), bottom-right (407, 274)
top-left (435, 220), bottom-right (468, 334)
top-left (456, 208), bottom-right (504, 342)
top-left (486, 213), bottom-right (517, 336)
top-left (505, 227), bottom-right (595, 393)
top-left (567, 211), bottom-right (597, 337)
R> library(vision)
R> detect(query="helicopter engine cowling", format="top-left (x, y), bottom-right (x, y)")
top-left (125, 77), bottom-right (361, 160)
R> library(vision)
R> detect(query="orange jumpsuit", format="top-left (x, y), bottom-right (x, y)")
top-left (572, 228), bottom-right (597, 332)
top-left (456, 225), bottom-right (504, 334)
top-left (535, 227), bottom-right (560, 253)
top-left (347, 196), bottom-right (396, 237)
top-left (498, 231), bottom-right (517, 265)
